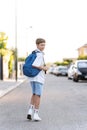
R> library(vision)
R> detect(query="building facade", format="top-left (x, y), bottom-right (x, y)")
top-left (78, 44), bottom-right (87, 57)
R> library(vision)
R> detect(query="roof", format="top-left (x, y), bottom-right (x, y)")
top-left (78, 44), bottom-right (87, 50)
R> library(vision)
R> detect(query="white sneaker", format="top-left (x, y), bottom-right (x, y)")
top-left (33, 113), bottom-right (41, 121)
top-left (27, 108), bottom-right (33, 120)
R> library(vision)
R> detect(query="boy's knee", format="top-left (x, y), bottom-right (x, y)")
top-left (35, 94), bottom-right (41, 97)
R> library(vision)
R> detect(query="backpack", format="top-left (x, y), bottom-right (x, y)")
top-left (23, 51), bottom-right (41, 77)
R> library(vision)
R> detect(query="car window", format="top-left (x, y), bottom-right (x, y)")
top-left (78, 62), bottom-right (87, 68)
top-left (58, 67), bottom-right (67, 70)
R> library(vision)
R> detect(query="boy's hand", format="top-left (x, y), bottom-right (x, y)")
top-left (42, 66), bottom-right (48, 71)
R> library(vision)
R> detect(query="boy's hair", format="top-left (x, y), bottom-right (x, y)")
top-left (36, 38), bottom-right (46, 45)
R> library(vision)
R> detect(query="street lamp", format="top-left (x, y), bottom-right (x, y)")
top-left (0, 54), bottom-right (3, 80)
top-left (15, 0), bottom-right (18, 81)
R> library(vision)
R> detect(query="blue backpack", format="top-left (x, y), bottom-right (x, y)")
top-left (23, 51), bottom-right (41, 77)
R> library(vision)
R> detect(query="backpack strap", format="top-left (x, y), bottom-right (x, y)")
top-left (32, 50), bottom-right (40, 54)
top-left (32, 50), bottom-right (46, 74)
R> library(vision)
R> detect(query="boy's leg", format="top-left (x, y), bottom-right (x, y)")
top-left (27, 82), bottom-right (35, 120)
top-left (34, 94), bottom-right (40, 109)
top-left (27, 103), bottom-right (34, 120)
top-left (27, 82), bottom-right (43, 121)
top-left (33, 82), bottom-right (43, 121)
top-left (27, 94), bottom-right (41, 120)
top-left (30, 94), bottom-right (35, 105)
top-left (33, 94), bottom-right (41, 121)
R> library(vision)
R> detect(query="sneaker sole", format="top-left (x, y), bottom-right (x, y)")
top-left (27, 114), bottom-right (32, 120)
top-left (34, 120), bottom-right (41, 121)
top-left (33, 118), bottom-right (41, 121)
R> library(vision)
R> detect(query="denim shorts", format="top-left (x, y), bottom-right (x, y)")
top-left (30, 81), bottom-right (43, 96)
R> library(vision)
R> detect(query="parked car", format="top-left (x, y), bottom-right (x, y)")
top-left (67, 64), bottom-right (74, 79)
top-left (55, 66), bottom-right (68, 76)
top-left (52, 66), bottom-right (58, 75)
top-left (72, 60), bottom-right (87, 82)
top-left (48, 66), bottom-right (54, 74)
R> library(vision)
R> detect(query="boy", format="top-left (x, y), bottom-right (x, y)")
top-left (27, 38), bottom-right (48, 121)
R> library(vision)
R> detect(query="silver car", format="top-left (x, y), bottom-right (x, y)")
top-left (56, 66), bottom-right (68, 76)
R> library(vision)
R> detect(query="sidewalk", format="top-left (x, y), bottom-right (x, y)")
top-left (0, 76), bottom-right (27, 98)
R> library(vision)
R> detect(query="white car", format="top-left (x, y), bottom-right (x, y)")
top-left (67, 64), bottom-right (74, 79)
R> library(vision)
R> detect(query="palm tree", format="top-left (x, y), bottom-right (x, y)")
top-left (0, 32), bottom-right (8, 48)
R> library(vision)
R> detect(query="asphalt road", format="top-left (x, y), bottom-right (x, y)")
top-left (0, 74), bottom-right (87, 130)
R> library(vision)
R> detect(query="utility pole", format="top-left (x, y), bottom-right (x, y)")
top-left (0, 55), bottom-right (3, 80)
top-left (15, 0), bottom-right (18, 81)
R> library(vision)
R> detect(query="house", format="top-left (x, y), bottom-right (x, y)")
top-left (78, 44), bottom-right (87, 57)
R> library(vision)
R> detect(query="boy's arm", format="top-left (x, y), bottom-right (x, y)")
top-left (32, 65), bottom-right (48, 72)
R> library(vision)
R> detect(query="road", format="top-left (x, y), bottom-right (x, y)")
top-left (0, 74), bottom-right (87, 130)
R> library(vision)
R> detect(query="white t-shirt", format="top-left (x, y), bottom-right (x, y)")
top-left (29, 49), bottom-right (45, 84)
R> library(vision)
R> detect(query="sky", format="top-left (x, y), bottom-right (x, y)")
top-left (0, 0), bottom-right (87, 63)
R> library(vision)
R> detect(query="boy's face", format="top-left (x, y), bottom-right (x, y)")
top-left (37, 42), bottom-right (45, 51)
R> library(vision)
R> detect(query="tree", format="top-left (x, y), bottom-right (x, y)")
top-left (0, 32), bottom-right (12, 79)
top-left (78, 56), bottom-right (87, 60)
top-left (0, 32), bottom-right (9, 56)
top-left (0, 32), bottom-right (8, 49)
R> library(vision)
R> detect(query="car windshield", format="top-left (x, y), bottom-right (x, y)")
top-left (78, 62), bottom-right (87, 68)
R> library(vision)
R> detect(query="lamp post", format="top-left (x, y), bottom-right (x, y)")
top-left (0, 54), bottom-right (3, 80)
top-left (15, 0), bottom-right (18, 81)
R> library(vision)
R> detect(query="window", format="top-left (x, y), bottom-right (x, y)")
top-left (78, 62), bottom-right (87, 68)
